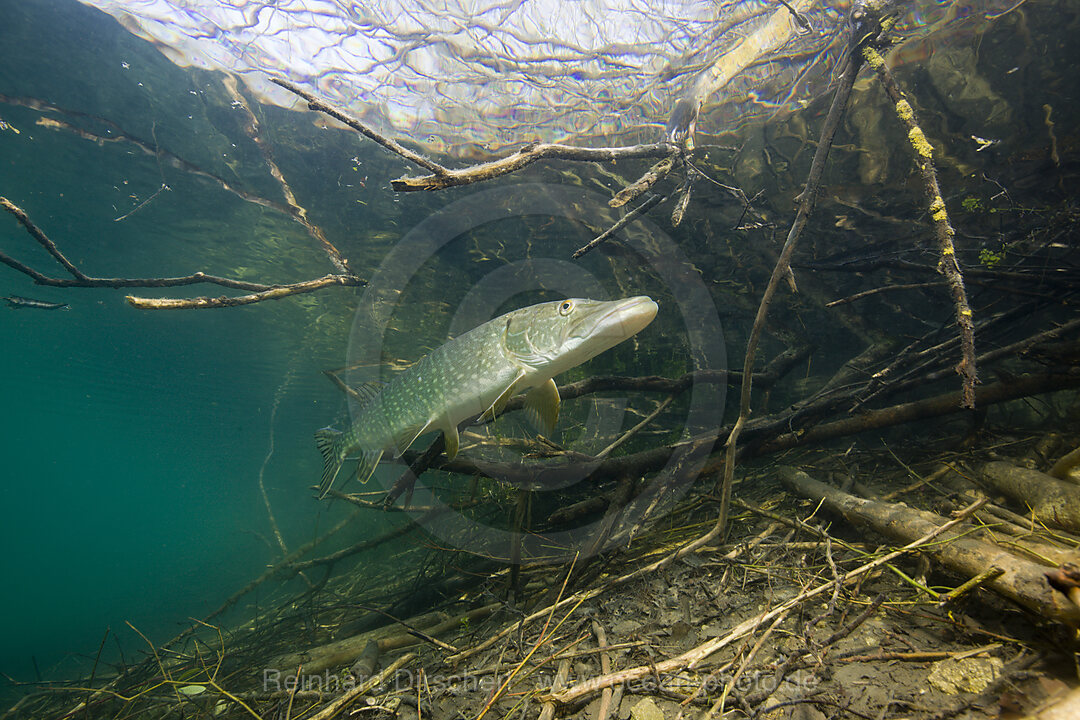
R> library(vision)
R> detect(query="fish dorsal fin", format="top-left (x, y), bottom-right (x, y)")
top-left (524, 379), bottom-right (561, 434)
top-left (392, 420), bottom-right (431, 457)
top-left (442, 424), bottom-right (460, 460)
top-left (350, 381), bottom-right (385, 406)
top-left (479, 370), bottom-right (526, 423)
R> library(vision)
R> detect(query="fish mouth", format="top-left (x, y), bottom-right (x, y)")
top-left (581, 295), bottom-right (658, 341)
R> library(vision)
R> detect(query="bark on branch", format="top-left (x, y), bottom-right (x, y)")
top-left (864, 45), bottom-right (978, 408)
top-left (779, 466), bottom-right (1080, 624)
top-left (979, 461), bottom-right (1080, 533)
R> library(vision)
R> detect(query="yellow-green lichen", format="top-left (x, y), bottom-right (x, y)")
top-left (863, 47), bottom-right (886, 70)
top-left (941, 244), bottom-right (955, 256)
top-left (895, 99), bottom-right (914, 123)
top-left (908, 127), bottom-right (934, 158)
top-left (979, 248), bottom-right (1003, 268)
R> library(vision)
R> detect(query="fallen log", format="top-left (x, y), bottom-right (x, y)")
top-left (980, 461), bottom-right (1080, 533)
top-left (269, 603), bottom-right (499, 675)
top-left (779, 467), bottom-right (1080, 625)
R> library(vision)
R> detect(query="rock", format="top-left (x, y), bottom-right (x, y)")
top-left (927, 656), bottom-right (1004, 694)
top-left (630, 697), bottom-right (665, 720)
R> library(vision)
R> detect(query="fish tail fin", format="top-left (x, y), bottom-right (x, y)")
top-left (315, 427), bottom-right (346, 498)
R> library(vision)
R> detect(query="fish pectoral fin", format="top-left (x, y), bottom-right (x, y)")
top-left (392, 421), bottom-right (431, 457)
top-left (355, 447), bottom-right (384, 485)
top-left (524, 379), bottom-right (561, 434)
top-left (479, 371), bottom-right (526, 423)
top-left (442, 424), bottom-right (460, 460)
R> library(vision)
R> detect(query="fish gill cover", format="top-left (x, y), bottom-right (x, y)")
top-left (79, 0), bottom-right (1017, 155)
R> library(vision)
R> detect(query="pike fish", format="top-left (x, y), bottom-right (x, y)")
top-left (315, 295), bottom-right (658, 497)
top-left (2, 295), bottom-right (69, 310)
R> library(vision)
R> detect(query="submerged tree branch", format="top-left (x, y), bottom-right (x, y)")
top-left (717, 36), bottom-right (865, 536)
top-left (125, 274), bottom-right (360, 309)
top-left (0, 197), bottom-right (362, 309)
top-left (392, 141), bottom-right (677, 192)
top-left (863, 45), bottom-right (978, 408)
top-left (271, 77), bottom-right (449, 177)
top-left (270, 77), bottom-right (682, 196)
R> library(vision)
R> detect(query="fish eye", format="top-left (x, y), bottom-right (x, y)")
top-left (559, 299), bottom-right (575, 316)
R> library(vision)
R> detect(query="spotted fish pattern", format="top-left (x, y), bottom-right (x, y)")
top-left (314, 295), bottom-right (658, 497)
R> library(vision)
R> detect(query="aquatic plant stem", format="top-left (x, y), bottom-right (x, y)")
top-left (864, 46), bottom-right (978, 408)
top-left (716, 43), bottom-right (865, 535)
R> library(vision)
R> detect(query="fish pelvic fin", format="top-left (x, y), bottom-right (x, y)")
top-left (443, 423), bottom-right (460, 460)
top-left (315, 427), bottom-right (347, 498)
top-left (355, 447), bottom-right (384, 486)
top-left (524, 379), bottom-right (561, 434)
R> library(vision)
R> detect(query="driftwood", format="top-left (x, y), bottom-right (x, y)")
top-left (779, 466), bottom-right (1080, 625)
top-left (2, 79), bottom-right (364, 309)
top-left (271, 77), bottom-right (678, 194)
top-left (392, 370), bottom-right (1080, 492)
top-left (980, 461), bottom-right (1080, 533)
top-left (1049, 444), bottom-right (1080, 482)
top-left (863, 43), bottom-right (977, 408)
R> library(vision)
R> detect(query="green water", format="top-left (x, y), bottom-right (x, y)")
top-left (2, 0), bottom-right (1078, 708)
top-left (0, 0), bottom-right (387, 686)
top-left (0, 0), bottom-right (708, 689)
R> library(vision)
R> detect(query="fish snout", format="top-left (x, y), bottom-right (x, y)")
top-left (610, 295), bottom-right (658, 339)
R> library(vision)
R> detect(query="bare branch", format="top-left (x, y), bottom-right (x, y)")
top-left (271, 77), bottom-right (450, 177)
top-left (0, 197), bottom-right (361, 309)
top-left (0, 196), bottom-right (88, 280)
top-left (125, 274), bottom-right (360, 309)
top-left (392, 141), bottom-right (677, 192)
top-left (271, 77), bottom-right (679, 194)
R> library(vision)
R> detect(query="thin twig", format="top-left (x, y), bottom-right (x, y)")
top-left (596, 395), bottom-right (674, 459)
top-left (272, 78), bottom-right (448, 176)
top-left (573, 193), bottom-right (665, 258)
top-left (826, 281), bottom-right (946, 307)
top-left (0, 197), bottom-right (88, 280)
top-left (717, 40), bottom-right (865, 534)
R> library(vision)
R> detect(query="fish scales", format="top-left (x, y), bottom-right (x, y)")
top-left (315, 295), bottom-right (657, 497)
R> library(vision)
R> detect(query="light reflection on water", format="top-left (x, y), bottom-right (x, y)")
top-left (73, 0), bottom-right (1022, 153)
